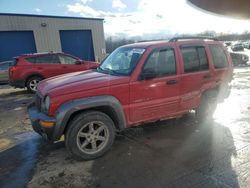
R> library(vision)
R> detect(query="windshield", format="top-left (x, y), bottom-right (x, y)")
top-left (98, 47), bottom-right (145, 75)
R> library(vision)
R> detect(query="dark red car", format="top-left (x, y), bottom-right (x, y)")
top-left (28, 37), bottom-right (233, 160)
top-left (9, 52), bottom-right (98, 92)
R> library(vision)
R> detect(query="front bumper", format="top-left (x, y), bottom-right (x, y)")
top-left (28, 102), bottom-right (57, 141)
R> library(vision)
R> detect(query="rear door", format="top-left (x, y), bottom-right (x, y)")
top-left (129, 47), bottom-right (180, 124)
top-left (25, 54), bottom-right (61, 78)
top-left (179, 45), bottom-right (211, 111)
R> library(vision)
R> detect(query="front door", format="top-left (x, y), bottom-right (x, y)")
top-left (58, 54), bottom-right (88, 74)
top-left (129, 47), bottom-right (180, 124)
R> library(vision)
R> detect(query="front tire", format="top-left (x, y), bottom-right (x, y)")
top-left (65, 111), bottom-right (115, 160)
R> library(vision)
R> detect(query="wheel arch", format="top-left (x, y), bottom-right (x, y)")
top-left (202, 88), bottom-right (219, 99)
top-left (52, 96), bottom-right (127, 140)
top-left (65, 106), bottom-right (123, 133)
top-left (25, 73), bottom-right (45, 86)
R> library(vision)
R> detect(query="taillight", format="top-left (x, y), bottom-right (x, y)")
top-left (9, 66), bottom-right (16, 78)
top-left (9, 58), bottom-right (19, 77)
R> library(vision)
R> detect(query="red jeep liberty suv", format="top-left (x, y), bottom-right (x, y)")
top-left (28, 37), bottom-right (233, 160)
top-left (9, 52), bottom-right (98, 92)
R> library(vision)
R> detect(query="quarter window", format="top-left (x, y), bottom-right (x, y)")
top-left (143, 48), bottom-right (176, 77)
top-left (25, 57), bottom-right (36, 63)
top-left (209, 45), bottom-right (228, 69)
top-left (181, 47), bottom-right (209, 73)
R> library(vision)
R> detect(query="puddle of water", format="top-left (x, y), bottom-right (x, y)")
top-left (0, 133), bottom-right (42, 188)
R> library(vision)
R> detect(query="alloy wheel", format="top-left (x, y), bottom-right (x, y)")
top-left (29, 79), bottom-right (40, 91)
top-left (76, 121), bottom-right (110, 155)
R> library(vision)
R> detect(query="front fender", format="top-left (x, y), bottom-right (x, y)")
top-left (52, 95), bottom-right (127, 140)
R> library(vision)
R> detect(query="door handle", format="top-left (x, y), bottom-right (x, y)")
top-left (166, 80), bottom-right (178, 85)
top-left (203, 74), bottom-right (211, 79)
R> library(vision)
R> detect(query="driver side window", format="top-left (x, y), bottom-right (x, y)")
top-left (59, 55), bottom-right (78, 65)
top-left (143, 48), bottom-right (176, 77)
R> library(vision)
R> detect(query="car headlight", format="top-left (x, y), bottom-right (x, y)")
top-left (42, 95), bottom-right (50, 112)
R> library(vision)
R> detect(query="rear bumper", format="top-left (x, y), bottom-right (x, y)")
top-left (28, 103), bottom-right (57, 141)
top-left (9, 79), bottom-right (25, 88)
top-left (0, 80), bottom-right (8, 84)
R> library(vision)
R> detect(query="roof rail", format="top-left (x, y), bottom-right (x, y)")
top-left (169, 36), bottom-right (218, 42)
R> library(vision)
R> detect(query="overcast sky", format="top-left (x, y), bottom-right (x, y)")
top-left (1, 0), bottom-right (249, 37)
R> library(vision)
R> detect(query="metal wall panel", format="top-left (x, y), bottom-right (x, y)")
top-left (0, 14), bottom-right (106, 61)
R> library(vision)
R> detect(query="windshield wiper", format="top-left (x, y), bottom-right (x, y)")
top-left (97, 67), bottom-right (122, 75)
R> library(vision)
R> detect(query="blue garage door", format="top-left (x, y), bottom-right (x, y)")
top-left (60, 30), bottom-right (95, 61)
top-left (0, 31), bottom-right (37, 62)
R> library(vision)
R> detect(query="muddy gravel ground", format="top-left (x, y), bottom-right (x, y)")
top-left (0, 68), bottom-right (250, 188)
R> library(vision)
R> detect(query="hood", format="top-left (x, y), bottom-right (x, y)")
top-left (37, 70), bottom-right (130, 96)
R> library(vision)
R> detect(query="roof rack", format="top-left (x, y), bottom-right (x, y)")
top-left (169, 36), bottom-right (218, 42)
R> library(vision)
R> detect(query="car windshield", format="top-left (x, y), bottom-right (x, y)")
top-left (98, 47), bottom-right (145, 76)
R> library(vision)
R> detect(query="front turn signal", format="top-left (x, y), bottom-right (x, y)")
top-left (39, 120), bottom-right (55, 128)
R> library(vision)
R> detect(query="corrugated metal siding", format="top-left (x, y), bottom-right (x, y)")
top-left (0, 15), bottom-right (106, 61)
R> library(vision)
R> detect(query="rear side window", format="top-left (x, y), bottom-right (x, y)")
top-left (197, 48), bottom-right (209, 70)
top-left (25, 57), bottom-right (36, 63)
top-left (181, 47), bottom-right (208, 73)
top-left (26, 54), bottom-right (59, 64)
top-left (209, 45), bottom-right (228, 69)
top-left (143, 48), bottom-right (176, 76)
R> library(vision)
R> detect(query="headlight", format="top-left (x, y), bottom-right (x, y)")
top-left (42, 96), bottom-right (50, 112)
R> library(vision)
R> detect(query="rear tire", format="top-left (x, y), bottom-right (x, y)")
top-left (65, 111), bottom-right (115, 160)
top-left (196, 95), bottom-right (217, 122)
top-left (26, 76), bottom-right (42, 93)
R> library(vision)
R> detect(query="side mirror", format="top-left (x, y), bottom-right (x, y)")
top-left (139, 68), bottom-right (157, 80)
